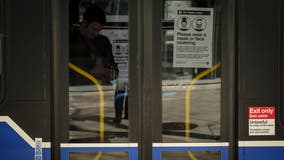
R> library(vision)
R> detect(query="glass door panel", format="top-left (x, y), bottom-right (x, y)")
top-left (162, 0), bottom-right (222, 144)
top-left (69, 0), bottom-right (129, 143)
top-left (67, 0), bottom-right (131, 159)
top-left (159, 1), bottom-right (226, 159)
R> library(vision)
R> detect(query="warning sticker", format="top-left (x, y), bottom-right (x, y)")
top-left (248, 106), bottom-right (275, 136)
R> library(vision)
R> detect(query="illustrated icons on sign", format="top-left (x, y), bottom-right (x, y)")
top-left (115, 45), bottom-right (122, 55)
top-left (113, 44), bottom-right (128, 56)
top-left (193, 17), bottom-right (207, 31)
top-left (177, 16), bottom-right (191, 31)
top-left (177, 16), bottom-right (207, 32)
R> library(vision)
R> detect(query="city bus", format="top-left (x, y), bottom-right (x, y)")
top-left (0, 0), bottom-right (283, 160)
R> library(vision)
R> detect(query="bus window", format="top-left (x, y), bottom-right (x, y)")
top-left (161, 0), bottom-right (221, 143)
top-left (68, 0), bottom-right (129, 148)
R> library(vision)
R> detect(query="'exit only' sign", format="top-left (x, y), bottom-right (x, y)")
top-left (248, 106), bottom-right (275, 136)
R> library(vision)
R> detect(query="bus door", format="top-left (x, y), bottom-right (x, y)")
top-left (156, 0), bottom-right (231, 160)
top-left (0, 0), bottom-right (283, 160)
top-left (63, 1), bottom-right (137, 160)
top-left (64, 0), bottom-right (232, 160)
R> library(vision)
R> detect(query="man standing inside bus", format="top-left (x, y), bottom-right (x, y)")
top-left (83, 4), bottom-right (119, 85)
top-left (70, 4), bottom-right (118, 85)
top-left (70, 4), bottom-right (125, 125)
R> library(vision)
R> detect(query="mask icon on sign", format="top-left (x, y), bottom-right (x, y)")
top-left (193, 17), bottom-right (207, 32)
top-left (178, 16), bottom-right (190, 31)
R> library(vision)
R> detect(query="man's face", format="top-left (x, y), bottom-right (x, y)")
top-left (88, 21), bottom-right (104, 36)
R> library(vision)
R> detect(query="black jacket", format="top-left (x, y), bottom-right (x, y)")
top-left (69, 28), bottom-right (118, 85)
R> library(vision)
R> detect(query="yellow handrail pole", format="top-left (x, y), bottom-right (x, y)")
top-left (68, 63), bottom-right (105, 142)
top-left (69, 63), bottom-right (104, 160)
top-left (184, 62), bottom-right (221, 160)
top-left (93, 152), bottom-right (103, 160)
top-left (187, 151), bottom-right (198, 160)
top-left (185, 62), bottom-right (221, 140)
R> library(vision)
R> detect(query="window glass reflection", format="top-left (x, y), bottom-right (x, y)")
top-left (70, 152), bottom-right (129, 160)
top-left (162, 0), bottom-right (222, 143)
top-left (163, 151), bottom-right (221, 160)
top-left (69, 0), bottom-right (129, 143)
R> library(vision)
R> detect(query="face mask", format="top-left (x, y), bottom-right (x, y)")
top-left (81, 27), bottom-right (96, 39)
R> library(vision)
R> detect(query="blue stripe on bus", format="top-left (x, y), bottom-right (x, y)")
top-left (2, 118), bottom-right (284, 160)
top-left (153, 145), bottom-right (284, 160)
top-left (0, 122), bottom-right (51, 160)
top-left (239, 146), bottom-right (284, 160)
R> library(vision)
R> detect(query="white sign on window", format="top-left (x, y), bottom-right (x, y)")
top-left (173, 7), bottom-right (214, 68)
top-left (103, 29), bottom-right (128, 83)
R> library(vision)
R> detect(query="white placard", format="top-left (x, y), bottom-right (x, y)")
top-left (248, 106), bottom-right (275, 136)
top-left (173, 7), bottom-right (214, 68)
top-left (103, 29), bottom-right (128, 83)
